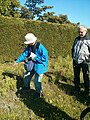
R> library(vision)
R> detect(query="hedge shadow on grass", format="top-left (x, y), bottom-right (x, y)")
top-left (2, 72), bottom-right (75, 120)
top-left (16, 89), bottom-right (76, 120)
top-left (55, 81), bottom-right (90, 106)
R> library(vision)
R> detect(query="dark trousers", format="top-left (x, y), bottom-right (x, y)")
top-left (73, 60), bottom-right (89, 93)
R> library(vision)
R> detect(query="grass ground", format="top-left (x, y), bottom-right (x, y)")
top-left (0, 57), bottom-right (90, 120)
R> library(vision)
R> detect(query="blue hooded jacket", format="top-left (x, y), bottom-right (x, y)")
top-left (16, 42), bottom-right (48, 75)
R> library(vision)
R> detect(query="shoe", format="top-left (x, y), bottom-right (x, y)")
top-left (36, 91), bottom-right (43, 98)
top-left (40, 91), bottom-right (43, 98)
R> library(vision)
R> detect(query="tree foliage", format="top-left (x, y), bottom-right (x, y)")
top-left (0, 0), bottom-right (20, 17)
top-left (21, 0), bottom-right (71, 24)
top-left (20, 6), bottom-right (34, 19)
top-left (25, 0), bottom-right (44, 13)
top-left (35, 6), bottom-right (53, 19)
top-left (0, 0), bottom-right (72, 24)
top-left (22, 0), bottom-right (53, 20)
top-left (39, 12), bottom-right (71, 24)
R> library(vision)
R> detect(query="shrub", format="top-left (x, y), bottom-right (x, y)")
top-left (0, 16), bottom-right (90, 62)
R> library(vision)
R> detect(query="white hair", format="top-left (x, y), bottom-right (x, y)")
top-left (78, 25), bottom-right (87, 32)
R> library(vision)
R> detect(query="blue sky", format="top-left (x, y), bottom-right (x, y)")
top-left (19, 0), bottom-right (90, 28)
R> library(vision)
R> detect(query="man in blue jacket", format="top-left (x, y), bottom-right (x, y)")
top-left (15, 33), bottom-right (48, 97)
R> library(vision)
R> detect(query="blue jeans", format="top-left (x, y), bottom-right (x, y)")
top-left (24, 70), bottom-right (43, 93)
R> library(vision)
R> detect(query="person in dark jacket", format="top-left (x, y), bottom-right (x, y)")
top-left (15, 33), bottom-right (48, 97)
top-left (72, 25), bottom-right (90, 95)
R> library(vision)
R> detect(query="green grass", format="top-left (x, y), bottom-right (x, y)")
top-left (0, 56), bottom-right (90, 120)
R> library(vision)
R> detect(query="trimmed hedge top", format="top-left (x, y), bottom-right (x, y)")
top-left (0, 16), bottom-right (90, 62)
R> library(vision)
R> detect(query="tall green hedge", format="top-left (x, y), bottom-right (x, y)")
top-left (0, 16), bottom-right (90, 62)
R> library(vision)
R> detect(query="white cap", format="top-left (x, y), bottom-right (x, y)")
top-left (24, 33), bottom-right (37, 44)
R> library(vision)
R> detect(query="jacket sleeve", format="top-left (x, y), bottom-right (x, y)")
top-left (16, 47), bottom-right (29, 63)
top-left (71, 44), bottom-right (74, 58)
top-left (34, 44), bottom-right (48, 64)
top-left (86, 40), bottom-right (90, 53)
top-left (71, 38), bottom-right (77, 58)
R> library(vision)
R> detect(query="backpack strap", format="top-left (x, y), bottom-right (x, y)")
top-left (27, 45), bottom-right (31, 57)
top-left (33, 41), bottom-right (40, 53)
top-left (35, 41), bottom-right (40, 49)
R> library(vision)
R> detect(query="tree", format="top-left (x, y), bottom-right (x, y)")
top-left (38, 11), bottom-right (55, 21)
top-left (20, 6), bottom-right (34, 19)
top-left (0, 0), bottom-right (20, 17)
top-left (25, 0), bottom-right (44, 13)
top-left (20, 0), bottom-right (72, 25)
top-left (35, 6), bottom-right (53, 20)
top-left (39, 13), bottom-right (71, 24)
top-left (22, 0), bottom-right (53, 20)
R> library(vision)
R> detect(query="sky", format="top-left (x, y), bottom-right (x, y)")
top-left (19, 0), bottom-right (90, 28)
